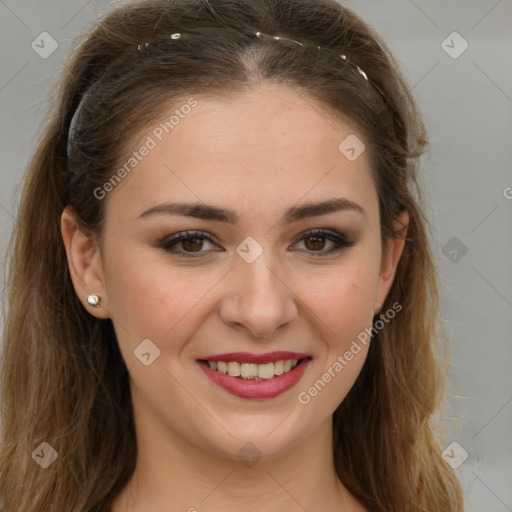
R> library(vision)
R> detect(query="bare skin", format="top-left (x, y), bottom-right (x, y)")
top-left (61, 82), bottom-right (408, 511)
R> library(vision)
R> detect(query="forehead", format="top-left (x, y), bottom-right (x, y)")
top-left (103, 82), bottom-right (378, 225)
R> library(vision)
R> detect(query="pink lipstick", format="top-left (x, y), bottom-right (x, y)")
top-left (197, 352), bottom-right (312, 399)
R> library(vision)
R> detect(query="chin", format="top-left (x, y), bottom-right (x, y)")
top-left (194, 414), bottom-right (311, 464)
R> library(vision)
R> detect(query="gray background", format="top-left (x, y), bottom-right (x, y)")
top-left (1, 1), bottom-right (511, 510)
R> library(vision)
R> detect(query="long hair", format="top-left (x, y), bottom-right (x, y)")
top-left (0, 0), bottom-right (465, 510)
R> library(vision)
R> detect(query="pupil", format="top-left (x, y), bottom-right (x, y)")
top-left (184, 237), bottom-right (202, 251)
top-left (306, 236), bottom-right (324, 250)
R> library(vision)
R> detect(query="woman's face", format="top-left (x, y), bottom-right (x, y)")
top-left (66, 82), bottom-right (407, 461)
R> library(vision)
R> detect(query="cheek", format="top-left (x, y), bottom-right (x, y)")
top-left (293, 268), bottom-right (376, 412)
top-left (294, 263), bottom-right (378, 346)
top-left (103, 247), bottom-right (223, 344)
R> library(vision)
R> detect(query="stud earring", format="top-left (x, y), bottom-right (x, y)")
top-left (87, 294), bottom-right (101, 308)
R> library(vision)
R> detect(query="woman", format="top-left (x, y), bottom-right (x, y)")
top-left (0, 0), bottom-right (466, 510)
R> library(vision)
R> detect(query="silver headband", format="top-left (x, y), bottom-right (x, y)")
top-left (253, 31), bottom-right (369, 80)
top-left (139, 31), bottom-right (371, 80)
top-left (67, 30), bottom-right (378, 158)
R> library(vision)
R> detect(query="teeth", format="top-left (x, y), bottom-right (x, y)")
top-left (240, 363), bottom-right (258, 379)
top-left (227, 361), bottom-right (241, 376)
top-left (207, 359), bottom-right (301, 380)
top-left (273, 360), bottom-right (284, 375)
top-left (257, 363), bottom-right (275, 380)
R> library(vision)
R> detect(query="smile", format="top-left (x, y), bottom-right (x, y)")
top-left (197, 356), bottom-right (312, 399)
top-left (205, 359), bottom-right (300, 380)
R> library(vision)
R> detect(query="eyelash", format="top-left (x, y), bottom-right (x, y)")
top-left (157, 229), bottom-right (355, 259)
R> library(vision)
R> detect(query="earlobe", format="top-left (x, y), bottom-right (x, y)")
top-left (60, 206), bottom-right (109, 319)
top-left (374, 210), bottom-right (409, 314)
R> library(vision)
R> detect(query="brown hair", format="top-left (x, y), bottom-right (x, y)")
top-left (0, 0), bottom-right (465, 510)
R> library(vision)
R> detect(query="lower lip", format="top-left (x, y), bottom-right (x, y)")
top-left (197, 358), bottom-right (311, 399)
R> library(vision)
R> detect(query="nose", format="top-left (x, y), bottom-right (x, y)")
top-left (218, 249), bottom-right (298, 339)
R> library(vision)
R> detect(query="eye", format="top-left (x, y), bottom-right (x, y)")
top-left (291, 228), bottom-right (355, 256)
top-left (157, 229), bottom-right (355, 259)
top-left (157, 230), bottom-right (218, 258)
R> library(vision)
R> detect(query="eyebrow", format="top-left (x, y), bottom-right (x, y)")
top-left (136, 197), bottom-right (367, 224)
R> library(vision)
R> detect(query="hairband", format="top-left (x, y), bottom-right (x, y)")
top-left (254, 31), bottom-right (369, 80)
top-left (67, 29), bottom-right (381, 158)
top-left (137, 30), bottom-right (370, 81)
top-left (251, 31), bottom-right (387, 98)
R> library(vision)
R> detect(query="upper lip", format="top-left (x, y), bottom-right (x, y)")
top-left (198, 351), bottom-right (311, 364)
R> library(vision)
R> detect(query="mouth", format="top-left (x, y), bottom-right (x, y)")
top-left (196, 355), bottom-right (312, 399)
top-left (197, 358), bottom-right (308, 381)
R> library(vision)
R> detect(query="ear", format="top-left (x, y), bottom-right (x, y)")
top-left (60, 206), bottom-right (109, 319)
top-left (374, 209), bottom-right (409, 315)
